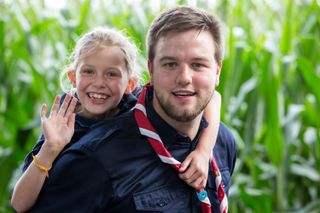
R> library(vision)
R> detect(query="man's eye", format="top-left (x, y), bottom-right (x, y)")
top-left (163, 62), bottom-right (177, 69)
top-left (193, 63), bottom-right (205, 69)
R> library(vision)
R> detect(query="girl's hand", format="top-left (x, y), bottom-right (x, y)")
top-left (38, 94), bottom-right (77, 165)
top-left (178, 148), bottom-right (210, 190)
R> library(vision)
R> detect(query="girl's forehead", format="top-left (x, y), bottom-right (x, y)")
top-left (82, 46), bottom-right (125, 64)
top-left (76, 46), bottom-right (129, 73)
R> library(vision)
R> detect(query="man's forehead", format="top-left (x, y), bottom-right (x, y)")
top-left (157, 29), bottom-right (211, 41)
top-left (154, 30), bottom-right (216, 61)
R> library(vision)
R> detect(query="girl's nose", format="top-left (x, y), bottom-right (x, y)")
top-left (93, 74), bottom-right (106, 87)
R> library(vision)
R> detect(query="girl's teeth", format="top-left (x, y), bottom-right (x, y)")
top-left (89, 93), bottom-right (107, 99)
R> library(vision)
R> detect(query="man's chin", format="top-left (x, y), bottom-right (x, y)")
top-left (166, 110), bottom-right (200, 122)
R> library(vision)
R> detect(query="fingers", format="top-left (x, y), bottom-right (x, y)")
top-left (179, 156), bottom-right (192, 172)
top-left (67, 113), bottom-right (76, 128)
top-left (64, 96), bottom-right (78, 118)
top-left (48, 94), bottom-right (78, 118)
top-left (179, 170), bottom-right (205, 190)
top-left (193, 176), bottom-right (207, 190)
top-left (50, 95), bottom-right (61, 117)
top-left (40, 104), bottom-right (47, 121)
top-left (199, 178), bottom-right (207, 188)
top-left (57, 94), bottom-right (72, 117)
top-left (179, 164), bottom-right (197, 181)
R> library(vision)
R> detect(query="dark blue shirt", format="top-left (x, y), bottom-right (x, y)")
top-left (22, 92), bottom-right (137, 172)
top-left (26, 90), bottom-right (236, 213)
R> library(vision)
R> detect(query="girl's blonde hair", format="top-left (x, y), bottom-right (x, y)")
top-left (60, 27), bottom-right (138, 92)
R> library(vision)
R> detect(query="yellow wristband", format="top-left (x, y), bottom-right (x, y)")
top-left (32, 155), bottom-right (51, 178)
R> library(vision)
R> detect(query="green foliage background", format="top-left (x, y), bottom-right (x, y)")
top-left (0, 0), bottom-right (319, 212)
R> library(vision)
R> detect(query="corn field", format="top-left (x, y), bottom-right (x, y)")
top-left (0, 0), bottom-right (319, 212)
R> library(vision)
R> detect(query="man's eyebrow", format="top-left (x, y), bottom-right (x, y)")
top-left (192, 57), bottom-right (210, 62)
top-left (159, 56), bottom-right (177, 62)
top-left (158, 56), bottom-right (211, 62)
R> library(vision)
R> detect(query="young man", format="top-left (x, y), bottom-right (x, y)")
top-left (26, 6), bottom-right (236, 213)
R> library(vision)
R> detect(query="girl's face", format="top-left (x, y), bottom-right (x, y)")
top-left (68, 46), bottom-right (132, 119)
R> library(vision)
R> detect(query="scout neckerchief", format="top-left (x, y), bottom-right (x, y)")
top-left (133, 84), bottom-right (228, 213)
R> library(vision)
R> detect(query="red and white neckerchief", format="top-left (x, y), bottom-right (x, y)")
top-left (133, 84), bottom-right (228, 213)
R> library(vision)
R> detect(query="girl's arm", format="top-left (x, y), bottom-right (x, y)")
top-left (11, 94), bottom-right (77, 212)
top-left (179, 91), bottom-right (221, 190)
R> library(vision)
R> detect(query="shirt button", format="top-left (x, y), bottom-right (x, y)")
top-left (157, 198), bottom-right (168, 207)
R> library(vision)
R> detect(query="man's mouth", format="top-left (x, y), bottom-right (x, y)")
top-left (172, 91), bottom-right (196, 97)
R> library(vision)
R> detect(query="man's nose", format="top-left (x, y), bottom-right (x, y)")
top-left (176, 64), bottom-right (192, 85)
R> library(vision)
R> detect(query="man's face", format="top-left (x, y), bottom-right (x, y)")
top-left (150, 29), bottom-right (221, 125)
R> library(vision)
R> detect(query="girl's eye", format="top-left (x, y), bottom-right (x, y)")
top-left (81, 68), bottom-right (94, 75)
top-left (105, 71), bottom-right (120, 78)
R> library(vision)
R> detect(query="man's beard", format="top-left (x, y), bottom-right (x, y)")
top-left (154, 90), bottom-right (213, 122)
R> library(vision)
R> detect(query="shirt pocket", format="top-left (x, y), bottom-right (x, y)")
top-left (133, 184), bottom-right (190, 213)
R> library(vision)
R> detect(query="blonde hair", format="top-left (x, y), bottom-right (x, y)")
top-left (60, 27), bottom-right (137, 92)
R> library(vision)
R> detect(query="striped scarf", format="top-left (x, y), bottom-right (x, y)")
top-left (133, 84), bottom-right (228, 213)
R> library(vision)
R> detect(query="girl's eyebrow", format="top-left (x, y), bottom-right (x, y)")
top-left (81, 63), bottom-right (95, 68)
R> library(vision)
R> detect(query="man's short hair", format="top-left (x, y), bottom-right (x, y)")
top-left (147, 6), bottom-right (224, 64)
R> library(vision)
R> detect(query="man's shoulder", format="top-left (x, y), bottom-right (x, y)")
top-left (217, 122), bottom-right (236, 143)
top-left (215, 122), bottom-right (237, 151)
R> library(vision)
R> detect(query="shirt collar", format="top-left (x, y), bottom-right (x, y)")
top-left (75, 114), bottom-right (99, 128)
top-left (117, 93), bottom-right (137, 114)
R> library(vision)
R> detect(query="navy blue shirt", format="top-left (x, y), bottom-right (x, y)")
top-left (26, 90), bottom-right (236, 213)
top-left (22, 92), bottom-right (137, 172)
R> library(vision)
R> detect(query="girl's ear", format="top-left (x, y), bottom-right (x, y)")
top-left (67, 69), bottom-right (77, 88)
top-left (125, 76), bottom-right (139, 94)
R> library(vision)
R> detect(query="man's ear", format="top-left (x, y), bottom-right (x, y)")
top-left (147, 60), bottom-right (153, 83)
top-left (215, 63), bottom-right (222, 87)
top-left (125, 76), bottom-right (139, 94)
top-left (67, 69), bottom-right (76, 88)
